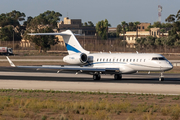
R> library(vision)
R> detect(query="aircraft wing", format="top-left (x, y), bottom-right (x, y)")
top-left (6, 57), bottom-right (120, 73)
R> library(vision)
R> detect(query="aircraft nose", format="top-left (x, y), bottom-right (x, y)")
top-left (166, 63), bottom-right (173, 70)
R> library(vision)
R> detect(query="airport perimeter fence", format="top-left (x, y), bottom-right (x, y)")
top-left (0, 39), bottom-right (180, 54)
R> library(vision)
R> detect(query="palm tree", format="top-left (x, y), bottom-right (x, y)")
top-left (104, 19), bottom-right (111, 39)
top-left (160, 28), bottom-right (165, 37)
top-left (121, 21), bottom-right (128, 51)
top-left (134, 21), bottom-right (140, 39)
top-left (95, 19), bottom-right (111, 40)
top-left (165, 14), bottom-right (176, 23)
top-left (176, 10), bottom-right (180, 21)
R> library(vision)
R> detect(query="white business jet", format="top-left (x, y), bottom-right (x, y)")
top-left (7, 30), bottom-right (173, 81)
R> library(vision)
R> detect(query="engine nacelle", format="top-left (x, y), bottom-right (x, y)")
top-left (63, 53), bottom-right (88, 64)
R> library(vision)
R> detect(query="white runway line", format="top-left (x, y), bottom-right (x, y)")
top-left (0, 80), bottom-right (180, 95)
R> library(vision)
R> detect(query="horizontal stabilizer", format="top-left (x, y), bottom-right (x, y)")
top-left (28, 30), bottom-right (89, 55)
top-left (28, 33), bottom-right (71, 36)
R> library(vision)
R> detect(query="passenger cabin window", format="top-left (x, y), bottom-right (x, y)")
top-left (133, 59), bottom-right (135, 62)
top-left (123, 59), bottom-right (125, 62)
top-left (97, 59), bottom-right (99, 61)
top-left (106, 59), bottom-right (108, 62)
top-left (144, 59), bottom-right (146, 62)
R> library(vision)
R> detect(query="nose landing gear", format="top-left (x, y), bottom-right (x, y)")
top-left (159, 72), bottom-right (164, 81)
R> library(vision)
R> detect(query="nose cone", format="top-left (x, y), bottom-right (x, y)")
top-left (165, 63), bottom-right (173, 71)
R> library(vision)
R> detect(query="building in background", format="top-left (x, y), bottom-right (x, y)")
top-left (57, 17), bottom-right (96, 35)
top-left (120, 23), bottom-right (169, 48)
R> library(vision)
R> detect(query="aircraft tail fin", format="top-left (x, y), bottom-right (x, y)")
top-left (28, 30), bottom-right (90, 55)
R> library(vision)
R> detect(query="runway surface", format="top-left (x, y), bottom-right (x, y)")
top-left (0, 67), bottom-right (180, 95)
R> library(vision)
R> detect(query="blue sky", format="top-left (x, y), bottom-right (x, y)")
top-left (0, 0), bottom-right (179, 27)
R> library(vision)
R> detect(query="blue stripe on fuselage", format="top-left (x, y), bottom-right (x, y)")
top-left (65, 43), bottom-right (81, 53)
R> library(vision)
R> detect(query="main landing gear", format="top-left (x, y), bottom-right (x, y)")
top-left (159, 72), bottom-right (164, 81)
top-left (93, 74), bottom-right (122, 80)
top-left (114, 74), bottom-right (122, 80)
top-left (93, 74), bottom-right (101, 80)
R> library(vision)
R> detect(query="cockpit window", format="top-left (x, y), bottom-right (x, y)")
top-left (159, 57), bottom-right (166, 60)
top-left (152, 57), bottom-right (158, 60)
top-left (152, 57), bottom-right (166, 60)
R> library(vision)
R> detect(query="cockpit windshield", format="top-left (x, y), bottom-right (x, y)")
top-left (152, 57), bottom-right (166, 60)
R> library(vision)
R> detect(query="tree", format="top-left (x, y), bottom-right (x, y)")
top-left (23, 16), bottom-right (33, 27)
top-left (27, 10), bottom-right (62, 29)
top-left (165, 9), bottom-right (180, 50)
top-left (145, 36), bottom-right (156, 48)
top-left (135, 37), bottom-right (146, 50)
top-left (160, 28), bottom-right (166, 37)
top-left (121, 21), bottom-right (128, 40)
top-left (6, 10), bottom-right (26, 22)
top-left (23, 10), bottom-right (62, 52)
top-left (116, 24), bottom-right (122, 37)
top-left (0, 10), bottom-right (26, 42)
top-left (0, 10), bottom-right (26, 27)
top-left (160, 37), bottom-right (168, 53)
top-left (82, 21), bottom-right (94, 27)
top-left (128, 22), bottom-right (134, 31)
top-left (145, 25), bottom-right (153, 31)
top-left (96, 19), bottom-right (111, 40)
top-left (88, 21), bottom-right (94, 26)
top-left (166, 35), bottom-right (176, 47)
top-left (165, 14), bottom-right (176, 23)
top-left (24, 27), bottom-right (58, 52)
top-left (152, 21), bottom-right (163, 28)
top-left (0, 25), bottom-right (21, 41)
top-left (134, 21), bottom-right (140, 39)
top-left (155, 37), bottom-right (162, 47)
top-left (84, 22), bottom-right (88, 26)
top-left (176, 10), bottom-right (180, 21)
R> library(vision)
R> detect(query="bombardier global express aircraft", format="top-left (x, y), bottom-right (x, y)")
top-left (7, 30), bottom-right (173, 81)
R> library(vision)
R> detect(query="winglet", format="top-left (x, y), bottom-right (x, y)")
top-left (6, 56), bottom-right (16, 67)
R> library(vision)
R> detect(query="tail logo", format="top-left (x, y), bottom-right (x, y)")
top-left (65, 43), bottom-right (81, 53)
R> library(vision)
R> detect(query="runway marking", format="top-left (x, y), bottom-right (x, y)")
top-left (0, 72), bottom-right (180, 95)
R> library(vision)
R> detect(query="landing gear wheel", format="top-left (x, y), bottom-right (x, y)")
top-left (114, 74), bottom-right (122, 80)
top-left (159, 77), bottom-right (164, 81)
top-left (159, 72), bottom-right (164, 81)
top-left (93, 74), bottom-right (101, 80)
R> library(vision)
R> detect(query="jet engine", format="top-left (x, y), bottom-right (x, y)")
top-left (63, 53), bottom-right (88, 64)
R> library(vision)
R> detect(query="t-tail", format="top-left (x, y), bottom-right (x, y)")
top-left (28, 30), bottom-right (90, 55)
top-left (60, 30), bottom-right (89, 54)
